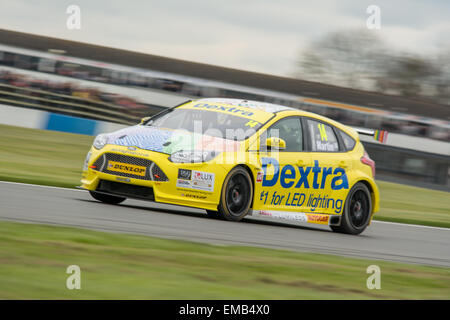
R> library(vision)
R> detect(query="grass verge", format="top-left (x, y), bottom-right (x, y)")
top-left (0, 220), bottom-right (449, 299)
top-left (375, 181), bottom-right (450, 228)
top-left (0, 124), bottom-right (449, 228)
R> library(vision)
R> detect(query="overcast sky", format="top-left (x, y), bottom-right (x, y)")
top-left (0, 0), bottom-right (448, 76)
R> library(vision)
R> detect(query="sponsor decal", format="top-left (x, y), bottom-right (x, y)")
top-left (194, 171), bottom-right (212, 182)
top-left (110, 148), bottom-right (149, 157)
top-left (107, 161), bottom-right (146, 176)
top-left (306, 213), bottom-right (330, 225)
top-left (252, 210), bottom-right (308, 222)
top-left (252, 210), bottom-right (331, 224)
top-left (191, 103), bottom-right (254, 117)
top-left (178, 169), bottom-right (192, 180)
top-left (261, 158), bottom-right (349, 190)
top-left (198, 98), bottom-right (291, 113)
top-left (176, 169), bottom-right (215, 192)
top-left (258, 190), bottom-right (344, 214)
top-left (245, 120), bottom-right (260, 128)
top-left (180, 193), bottom-right (207, 200)
top-left (177, 179), bottom-right (191, 186)
top-left (307, 193), bottom-right (343, 213)
top-left (256, 170), bottom-right (264, 183)
top-left (116, 177), bottom-right (131, 182)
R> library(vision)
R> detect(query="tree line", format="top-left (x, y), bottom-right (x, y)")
top-left (295, 29), bottom-right (449, 105)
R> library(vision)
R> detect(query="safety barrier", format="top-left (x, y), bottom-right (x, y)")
top-left (0, 103), bottom-right (126, 135)
top-left (0, 83), bottom-right (164, 125)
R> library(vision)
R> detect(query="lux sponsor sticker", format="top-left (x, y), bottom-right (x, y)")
top-left (176, 169), bottom-right (215, 192)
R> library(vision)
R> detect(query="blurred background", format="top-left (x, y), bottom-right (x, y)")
top-left (0, 0), bottom-right (448, 190)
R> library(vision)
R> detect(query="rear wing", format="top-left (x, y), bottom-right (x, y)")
top-left (352, 127), bottom-right (388, 143)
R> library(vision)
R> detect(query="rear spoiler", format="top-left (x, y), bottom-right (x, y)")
top-left (352, 127), bottom-right (388, 143)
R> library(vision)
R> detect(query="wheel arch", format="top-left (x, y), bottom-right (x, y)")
top-left (235, 163), bottom-right (255, 209)
top-left (353, 179), bottom-right (377, 215)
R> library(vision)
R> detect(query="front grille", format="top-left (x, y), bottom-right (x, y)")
top-left (93, 153), bottom-right (168, 181)
top-left (96, 180), bottom-right (155, 200)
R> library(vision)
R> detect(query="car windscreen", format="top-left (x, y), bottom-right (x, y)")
top-left (145, 108), bottom-right (263, 141)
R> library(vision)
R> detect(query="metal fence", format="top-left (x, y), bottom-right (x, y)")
top-left (0, 83), bottom-right (164, 124)
top-left (363, 142), bottom-right (450, 190)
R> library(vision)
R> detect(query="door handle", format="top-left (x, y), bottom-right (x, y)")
top-left (338, 161), bottom-right (348, 168)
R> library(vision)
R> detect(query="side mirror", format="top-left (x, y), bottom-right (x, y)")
top-left (265, 137), bottom-right (286, 150)
top-left (140, 116), bottom-right (151, 125)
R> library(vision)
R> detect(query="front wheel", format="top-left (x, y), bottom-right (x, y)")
top-left (89, 190), bottom-right (126, 205)
top-left (331, 182), bottom-right (372, 235)
top-left (216, 166), bottom-right (253, 221)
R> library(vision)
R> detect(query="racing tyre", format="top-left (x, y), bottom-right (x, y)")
top-left (89, 190), bottom-right (126, 205)
top-left (217, 166), bottom-right (253, 221)
top-left (331, 182), bottom-right (372, 235)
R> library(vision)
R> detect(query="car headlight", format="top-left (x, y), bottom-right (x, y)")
top-left (93, 134), bottom-right (108, 150)
top-left (169, 150), bottom-right (220, 163)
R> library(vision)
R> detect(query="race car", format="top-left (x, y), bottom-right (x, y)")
top-left (80, 98), bottom-right (385, 235)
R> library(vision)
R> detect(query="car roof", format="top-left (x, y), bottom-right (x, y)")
top-left (197, 98), bottom-right (296, 114)
top-left (192, 98), bottom-right (358, 138)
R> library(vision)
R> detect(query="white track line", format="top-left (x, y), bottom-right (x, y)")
top-left (0, 180), bottom-right (448, 231)
top-left (371, 220), bottom-right (449, 231)
top-left (0, 180), bottom-right (86, 191)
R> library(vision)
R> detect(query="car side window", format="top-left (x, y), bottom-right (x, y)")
top-left (306, 119), bottom-right (339, 152)
top-left (339, 130), bottom-right (356, 151)
top-left (260, 117), bottom-right (303, 152)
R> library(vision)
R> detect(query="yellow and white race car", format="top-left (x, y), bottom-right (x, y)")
top-left (80, 98), bottom-right (384, 235)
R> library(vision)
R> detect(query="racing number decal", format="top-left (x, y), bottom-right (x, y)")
top-left (318, 123), bottom-right (328, 141)
top-left (245, 120), bottom-right (259, 128)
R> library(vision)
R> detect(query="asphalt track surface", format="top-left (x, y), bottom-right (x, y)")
top-left (1, 181), bottom-right (449, 267)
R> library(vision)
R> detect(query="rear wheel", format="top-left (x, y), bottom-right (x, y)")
top-left (89, 190), bottom-right (126, 205)
top-left (331, 182), bottom-right (372, 235)
top-left (216, 166), bottom-right (253, 221)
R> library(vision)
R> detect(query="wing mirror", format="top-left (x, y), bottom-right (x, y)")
top-left (265, 137), bottom-right (286, 150)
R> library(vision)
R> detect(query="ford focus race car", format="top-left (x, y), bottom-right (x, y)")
top-left (80, 98), bottom-right (386, 235)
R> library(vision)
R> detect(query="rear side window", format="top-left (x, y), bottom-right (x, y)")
top-left (339, 130), bottom-right (356, 151)
top-left (306, 119), bottom-right (339, 152)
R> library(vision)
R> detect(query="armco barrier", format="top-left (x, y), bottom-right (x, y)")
top-left (0, 103), bottom-right (126, 135)
top-left (45, 113), bottom-right (97, 135)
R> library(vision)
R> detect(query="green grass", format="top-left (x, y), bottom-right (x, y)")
top-left (0, 220), bottom-right (448, 299)
top-left (376, 181), bottom-right (450, 228)
top-left (0, 124), bottom-right (93, 188)
top-left (0, 124), bottom-right (449, 228)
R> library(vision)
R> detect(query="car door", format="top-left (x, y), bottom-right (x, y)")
top-left (253, 116), bottom-right (312, 213)
top-left (303, 117), bottom-right (351, 215)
